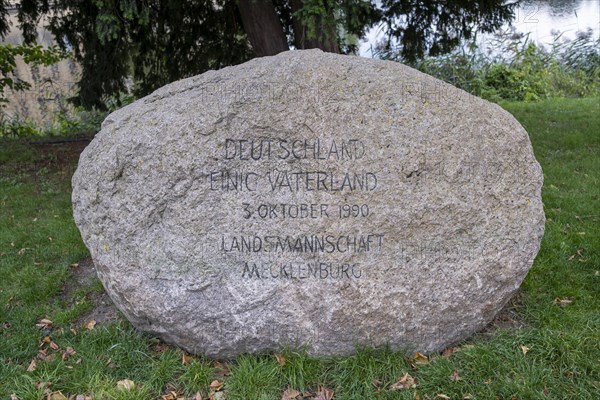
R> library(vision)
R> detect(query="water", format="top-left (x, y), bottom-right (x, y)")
top-left (360, 0), bottom-right (600, 57)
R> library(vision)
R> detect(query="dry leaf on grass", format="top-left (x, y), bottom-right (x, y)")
top-left (441, 347), bottom-right (460, 357)
top-left (161, 391), bottom-right (185, 400)
top-left (281, 388), bottom-right (301, 400)
top-left (36, 318), bottom-right (53, 330)
top-left (62, 347), bottom-right (76, 361)
top-left (433, 395), bottom-right (451, 399)
top-left (313, 386), bottom-right (334, 400)
top-left (37, 349), bottom-right (48, 360)
top-left (390, 373), bottom-right (417, 390)
top-left (553, 297), bottom-right (573, 307)
top-left (46, 392), bottom-right (68, 400)
top-left (520, 345), bottom-right (530, 355)
top-left (116, 379), bottom-right (136, 390)
top-left (27, 359), bottom-right (37, 372)
top-left (213, 361), bottom-right (231, 377)
top-left (275, 354), bottom-right (286, 366)
top-left (413, 352), bottom-right (429, 364)
top-left (84, 320), bottom-right (97, 330)
top-left (210, 380), bottom-right (224, 392)
top-left (181, 353), bottom-right (193, 365)
top-left (449, 370), bottom-right (462, 381)
top-left (35, 382), bottom-right (52, 390)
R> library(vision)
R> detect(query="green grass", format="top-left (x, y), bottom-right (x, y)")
top-left (1, 97), bottom-right (599, 399)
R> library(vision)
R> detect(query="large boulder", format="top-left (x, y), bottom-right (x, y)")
top-left (72, 49), bottom-right (545, 358)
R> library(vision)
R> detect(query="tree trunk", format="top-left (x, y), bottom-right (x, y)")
top-left (291, 0), bottom-right (339, 53)
top-left (237, 0), bottom-right (289, 57)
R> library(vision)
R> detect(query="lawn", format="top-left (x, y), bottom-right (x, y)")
top-left (1, 97), bottom-right (598, 399)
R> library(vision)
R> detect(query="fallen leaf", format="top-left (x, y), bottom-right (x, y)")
top-left (36, 318), bottom-right (53, 330)
top-left (553, 297), bottom-right (573, 307)
top-left (47, 392), bottom-right (68, 400)
top-left (275, 353), bottom-right (286, 366)
top-left (520, 345), bottom-right (530, 355)
top-left (313, 387), bottom-right (334, 400)
top-left (27, 359), bottom-right (37, 372)
top-left (62, 347), bottom-right (76, 361)
top-left (181, 353), bottom-right (193, 365)
top-left (116, 379), bottom-right (136, 390)
top-left (213, 361), bottom-right (231, 377)
top-left (210, 380), bottom-right (224, 392)
top-left (441, 347), bottom-right (459, 357)
top-left (161, 391), bottom-right (183, 400)
top-left (150, 342), bottom-right (169, 353)
top-left (433, 395), bottom-right (450, 399)
top-left (413, 351), bottom-right (429, 364)
top-left (464, 395), bottom-right (474, 399)
top-left (37, 349), bottom-right (48, 360)
top-left (10, 394), bottom-right (17, 400)
top-left (483, 379), bottom-right (492, 384)
top-left (372, 379), bottom-right (383, 387)
top-left (282, 388), bottom-right (301, 400)
top-left (390, 373), bottom-right (417, 390)
top-left (70, 263), bottom-right (79, 268)
top-left (449, 370), bottom-right (462, 381)
top-left (84, 320), bottom-right (96, 330)
top-left (34, 381), bottom-right (52, 390)
top-left (49, 341), bottom-right (59, 351)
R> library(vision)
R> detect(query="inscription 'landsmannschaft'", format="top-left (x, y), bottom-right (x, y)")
top-left (224, 138), bottom-right (365, 161)
top-left (221, 234), bottom-right (385, 253)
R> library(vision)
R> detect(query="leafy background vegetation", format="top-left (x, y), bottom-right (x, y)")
top-left (2, 29), bottom-right (598, 139)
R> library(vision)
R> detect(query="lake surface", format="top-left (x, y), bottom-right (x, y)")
top-left (360, 0), bottom-right (600, 57)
